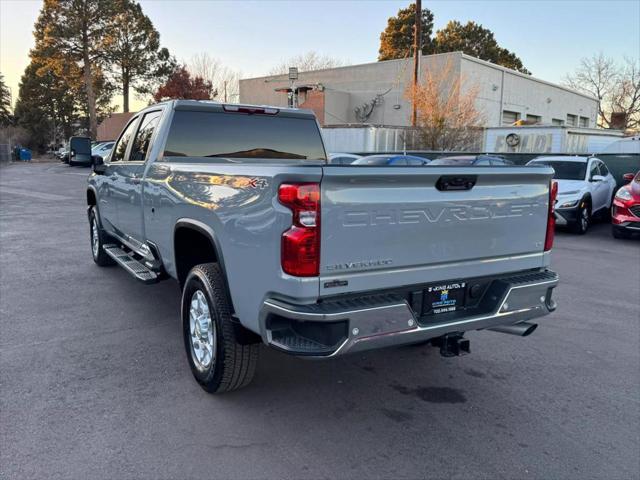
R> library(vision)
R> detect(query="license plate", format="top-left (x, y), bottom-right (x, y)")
top-left (425, 282), bottom-right (466, 315)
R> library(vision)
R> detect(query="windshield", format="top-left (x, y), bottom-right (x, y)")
top-left (531, 160), bottom-right (587, 180)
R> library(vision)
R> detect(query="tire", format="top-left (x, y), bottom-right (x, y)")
top-left (612, 225), bottom-right (631, 239)
top-left (603, 192), bottom-right (616, 221)
top-left (89, 207), bottom-right (115, 266)
top-left (181, 263), bottom-right (259, 393)
top-left (571, 201), bottom-right (591, 234)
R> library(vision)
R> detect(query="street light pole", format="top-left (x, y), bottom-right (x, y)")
top-left (411, 0), bottom-right (422, 127)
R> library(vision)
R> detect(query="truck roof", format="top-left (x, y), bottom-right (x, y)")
top-left (531, 156), bottom-right (592, 163)
top-left (144, 99), bottom-right (317, 120)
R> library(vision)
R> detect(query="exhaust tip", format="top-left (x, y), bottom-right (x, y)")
top-left (488, 322), bottom-right (538, 337)
top-left (521, 323), bottom-right (538, 337)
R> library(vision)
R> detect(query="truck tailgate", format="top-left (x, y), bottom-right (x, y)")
top-left (319, 166), bottom-right (554, 296)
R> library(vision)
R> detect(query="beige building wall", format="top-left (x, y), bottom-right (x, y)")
top-left (239, 52), bottom-right (597, 129)
top-left (461, 56), bottom-right (597, 127)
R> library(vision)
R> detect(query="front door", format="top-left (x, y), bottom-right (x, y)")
top-left (99, 117), bottom-right (140, 234)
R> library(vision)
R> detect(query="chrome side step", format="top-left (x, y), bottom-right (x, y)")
top-left (103, 244), bottom-right (160, 284)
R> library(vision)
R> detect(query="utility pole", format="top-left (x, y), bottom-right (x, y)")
top-left (288, 67), bottom-right (299, 108)
top-left (411, 0), bottom-right (421, 127)
top-left (224, 81), bottom-right (228, 103)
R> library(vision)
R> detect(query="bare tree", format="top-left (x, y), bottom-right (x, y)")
top-left (188, 53), bottom-right (241, 102)
top-left (407, 59), bottom-right (484, 150)
top-left (565, 53), bottom-right (640, 131)
top-left (268, 51), bottom-right (344, 75)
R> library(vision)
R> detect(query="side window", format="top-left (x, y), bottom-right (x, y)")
top-left (406, 158), bottom-right (423, 166)
top-left (331, 156), bottom-right (352, 165)
top-left (599, 162), bottom-right (609, 176)
top-left (589, 161), bottom-right (600, 179)
top-left (389, 157), bottom-right (407, 165)
top-left (111, 119), bottom-right (139, 162)
top-left (129, 111), bottom-right (162, 162)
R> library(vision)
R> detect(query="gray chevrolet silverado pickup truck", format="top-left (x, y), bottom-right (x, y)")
top-left (87, 100), bottom-right (559, 393)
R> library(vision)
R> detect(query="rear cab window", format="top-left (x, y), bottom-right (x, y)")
top-left (163, 110), bottom-right (326, 161)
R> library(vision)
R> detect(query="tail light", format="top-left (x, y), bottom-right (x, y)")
top-left (278, 183), bottom-right (320, 276)
top-left (544, 180), bottom-right (558, 251)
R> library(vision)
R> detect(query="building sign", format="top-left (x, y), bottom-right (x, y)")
top-left (565, 134), bottom-right (588, 153)
top-left (494, 133), bottom-right (553, 153)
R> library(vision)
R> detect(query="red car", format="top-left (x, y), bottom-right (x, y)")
top-left (611, 171), bottom-right (640, 238)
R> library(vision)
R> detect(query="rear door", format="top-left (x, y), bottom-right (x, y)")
top-left (588, 159), bottom-right (608, 211)
top-left (319, 166), bottom-right (554, 296)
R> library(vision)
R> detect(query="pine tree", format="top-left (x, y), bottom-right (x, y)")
top-left (0, 73), bottom-right (12, 126)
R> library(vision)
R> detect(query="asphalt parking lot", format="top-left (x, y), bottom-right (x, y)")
top-left (1, 161), bottom-right (639, 480)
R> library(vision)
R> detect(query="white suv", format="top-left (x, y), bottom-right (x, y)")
top-left (528, 156), bottom-right (617, 234)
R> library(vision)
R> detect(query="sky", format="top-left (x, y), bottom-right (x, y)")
top-left (1, 0), bottom-right (639, 112)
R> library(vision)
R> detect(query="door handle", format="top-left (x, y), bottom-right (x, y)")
top-left (436, 175), bottom-right (477, 191)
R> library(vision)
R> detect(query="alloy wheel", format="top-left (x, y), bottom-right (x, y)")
top-left (91, 218), bottom-right (99, 258)
top-left (189, 290), bottom-right (216, 372)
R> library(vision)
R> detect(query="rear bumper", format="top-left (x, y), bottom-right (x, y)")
top-left (260, 269), bottom-right (558, 357)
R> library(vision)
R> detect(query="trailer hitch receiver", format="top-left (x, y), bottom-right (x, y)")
top-left (432, 333), bottom-right (470, 357)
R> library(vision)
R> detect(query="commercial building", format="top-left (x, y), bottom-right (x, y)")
top-left (239, 51), bottom-right (599, 129)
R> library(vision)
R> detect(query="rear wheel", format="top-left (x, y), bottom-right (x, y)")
top-left (571, 201), bottom-right (591, 234)
top-left (181, 263), bottom-right (259, 393)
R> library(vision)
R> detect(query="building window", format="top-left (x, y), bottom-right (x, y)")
top-left (566, 114), bottom-right (577, 126)
top-left (526, 114), bottom-right (541, 124)
top-left (579, 116), bottom-right (589, 128)
top-left (502, 110), bottom-right (520, 125)
top-left (552, 118), bottom-right (564, 126)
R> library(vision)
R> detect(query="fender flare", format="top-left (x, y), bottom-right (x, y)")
top-left (173, 218), bottom-right (229, 289)
top-left (86, 186), bottom-right (101, 226)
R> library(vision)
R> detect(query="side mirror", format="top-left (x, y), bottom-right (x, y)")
top-left (591, 174), bottom-right (605, 182)
top-left (92, 156), bottom-right (106, 174)
top-left (70, 149), bottom-right (76, 157)
top-left (622, 173), bottom-right (635, 184)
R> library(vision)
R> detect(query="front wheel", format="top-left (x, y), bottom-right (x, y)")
top-left (181, 263), bottom-right (259, 393)
top-left (89, 207), bottom-right (115, 266)
top-left (571, 202), bottom-right (591, 234)
top-left (612, 225), bottom-right (631, 239)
